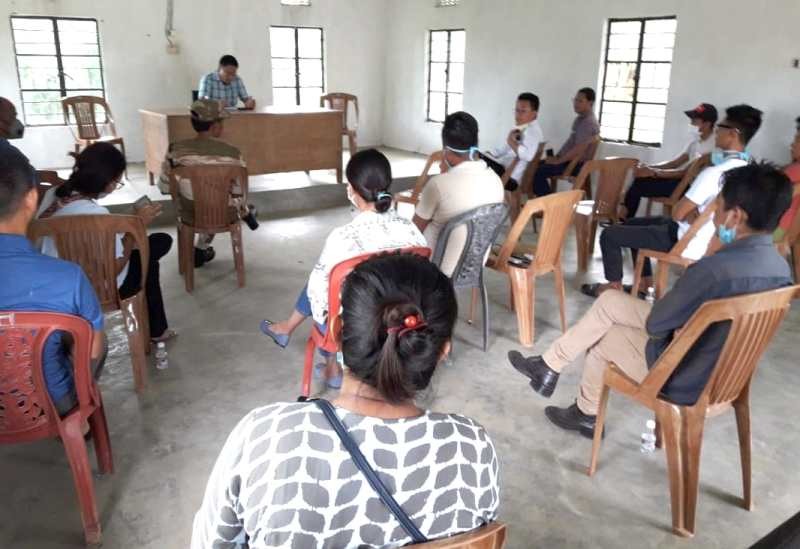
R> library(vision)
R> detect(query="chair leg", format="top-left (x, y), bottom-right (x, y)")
top-left (149, 171), bottom-right (155, 186)
top-left (302, 336), bottom-right (316, 398)
top-left (733, 383), bottom-right (753, 510)
top-left (509, 267), bottom-right (535, 347)
top-left (348, 132), bottom-right (357, 155)
top-left (481, 282), bottom-right (489, 352)
top-left (60, 415), bottom-right (102, 545)
top-left (468, 287), bottom-right (477, 325)
top-left (177, 225), bottom-right (186, 276)
top-left (575, 216), bottom-right (590, 271)
top-left (88, 394), bottom-right (114, 474)
top-left (118, 139), bottom-right (129, 179)
top-left (588, 219), bottom-right (599, 257)
top-left (231, 224), bottom-right (246, 288)
top-left (121, 295), bottom-right (149, 393)
top-left (655, 417), bottom-right (663, 449)
top-left (506, 191), bottom-right (521, 225)
top-left (587, 383), bottom-right (610, 476)
top-left (184, 228), bottom-right (195, 293)
top-left (657, 402), bottom-right (706, 538)
top-left (553, 265), bottom-right (567, 333)
top-left (655, 262), bottom-right (670, 299)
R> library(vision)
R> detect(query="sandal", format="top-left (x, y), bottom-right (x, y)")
top-left (260, 319), bottom-right (290, 348)
top-left (313, 362), bottom-right (343, 389)
top-left (194, 246), bottom-right (216, 268)
top-left (151, 329), bottom-right (177, 344)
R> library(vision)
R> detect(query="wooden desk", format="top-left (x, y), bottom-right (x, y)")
top-left (139, 106), bottom-right (343, 184)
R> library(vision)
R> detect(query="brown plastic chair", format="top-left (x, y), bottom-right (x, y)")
top-left (504, 142), bottom-right (546, 225)
top-left (61, 95), bottom-right (126, 161)
top-left (572, 157), bottom-right (638, 271)
top-left (321, 92), bottom-right (359, 155)
top-left (28, 214), bottom-right (151, 392)
top-left (168, 164), bottom-right (249, 293)
top-left (550, 136), bottom-right (601, 193)
top-left (394, 151), bottom-right (443, 209)
top-left (645, 155), bottom-right (712, 217)
top-left (35, 170), bottom-right (65, 204)
top-left (629, 202), bottom-right (719, 299)
top-left (0, 311), bottom-right (113, 545)
top-left (487, 190), bottom-right (584, 347)
top-left (413, 522), bottom-right (507, 548)
top-left (587, 285), bottom-right (800, 538)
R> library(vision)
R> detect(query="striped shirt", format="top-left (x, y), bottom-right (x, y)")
top-left (198, 71), bottom-right (250, 108)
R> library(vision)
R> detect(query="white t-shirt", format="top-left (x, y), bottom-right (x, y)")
top-left (487, 120), bottom-right (545, 183)
top-left (682, 132), bottom-right (715, 163)
top-left (678, 157), bottom-right (748, 260)
top-left (415, 160), bottom-right (505, 276)
top-left (36, 187), bottom-right (128, 286)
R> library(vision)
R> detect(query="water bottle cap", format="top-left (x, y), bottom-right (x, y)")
top-left (157, 341), bottom-right (166, 349)
top-left (646, 419), bottom-right (656, 428)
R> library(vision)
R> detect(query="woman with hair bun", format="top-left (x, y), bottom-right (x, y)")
top-left (260, 148), bottom-right (427, 388)
top-left (194, 253), bottom-right (501, 548)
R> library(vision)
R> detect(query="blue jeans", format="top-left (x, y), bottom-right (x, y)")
top-left (295, 284), bottom-right (331, 357)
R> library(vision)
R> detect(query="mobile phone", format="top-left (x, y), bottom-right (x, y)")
top-left (133, 195), bottom-right (152, 209)
top-left (546, 148), bottom-right (555, 158)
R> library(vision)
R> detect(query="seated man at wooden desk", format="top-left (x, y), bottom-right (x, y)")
top-left (198, 54), bottom-right (255, 110)
top-left (160, 99), bottom-right (258, 268)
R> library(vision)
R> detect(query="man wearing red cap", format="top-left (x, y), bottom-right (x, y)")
top-left (620, 103), bottom-right (718, 220)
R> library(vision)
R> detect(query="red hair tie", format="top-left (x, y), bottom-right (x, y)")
top-left (387, 314), bottom-right (427, 337)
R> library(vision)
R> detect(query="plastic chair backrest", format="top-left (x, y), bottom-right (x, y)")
top-left (35, 170), bottom-right (65, 204)
top-left (431, 203), bottom-right (508, 288)
top-left (562, 136), bottom-right (601, 178)
top-left (402, 151), bottom-right (442, 204)
top-left (320, 92), bottom-right (359, 132)
top-left (637, 285), bottom-right (799, 407)
top-left (169, 164), bottom-right (249, 231)
top-left (667, 154), bottom-right (712, 203)
top-left (0, 311), bottom-right (93, 442)
top-left (61, 95), bottom-right (114, 141)
top-left (412, 522), bottom-right (507, 548)
top-left (28, 214), bottom-right (149, 312)
top-left (520, 142), bottom-right (546, 196)
top-left (572, 157), bottom-right (638, 221)
top-left (324, 247), bottom-right (432, 347)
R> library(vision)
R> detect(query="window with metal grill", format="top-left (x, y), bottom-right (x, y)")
top-left (426, 29), bottom-right (465, 123)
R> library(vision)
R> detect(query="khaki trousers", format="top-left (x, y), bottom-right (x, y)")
top-left (542, 290), bottom-right (651, 415)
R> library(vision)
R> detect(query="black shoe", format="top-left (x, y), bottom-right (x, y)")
top-left (194, 246), bottom-right (216, 268)
top-left (544, 402), bottom-right (603, 439)
top-left (243, 204), bottom-right (259, 231)
top-left (507, 351), bottom-right (559, 397)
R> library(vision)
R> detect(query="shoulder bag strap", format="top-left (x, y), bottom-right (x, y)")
top-left (313, 398), bottom-right (428, 544)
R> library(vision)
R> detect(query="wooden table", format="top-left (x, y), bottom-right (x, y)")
top-left (139, 106), bottom-right (343, 184)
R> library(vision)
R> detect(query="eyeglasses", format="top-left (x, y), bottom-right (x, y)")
top-left (716, 123), bottom-right (741, 134)
top-left (113, 177), bottom-right (125, 190)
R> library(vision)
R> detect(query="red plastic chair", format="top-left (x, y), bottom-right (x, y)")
top-left (0, 311), bottom-right (113, 545)
top-left (301, 247), bottom-right (431, 397)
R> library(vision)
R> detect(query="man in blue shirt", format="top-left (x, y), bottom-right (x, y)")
top-left (506, 163), bottom-right (793, 438)
top-left (198, 55), bottom-right (255, 110)
top-left (0, 152), bottom-right (106, 415)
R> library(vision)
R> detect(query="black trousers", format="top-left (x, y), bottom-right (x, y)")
top-left (480, 153), bottom-right (518, 191)
top-left (119, 232), bottom-right (172, 338)
top-left (598, 216), bottom-right (678, 282)
top-left (622, 176), bottom-right (682, 217)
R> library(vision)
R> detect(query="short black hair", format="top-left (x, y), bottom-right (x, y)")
top-left (795, 116), bottom-right (800, 130)
top-left (517, 92), bottom-right (540, 112)
top-left (724, 104), bottom-right (763, 145)
top-left (578, 87), bottom-right (596, 103)
top-left (346, 148), bottom-right (394, 213)
top-left (0, 153), bottom-right (35, 220)
top-left (441, 111), bottom-right (479, 151)
top-left (190, 116), bottom-right (215, 133)
top-left (57, 142), bottom-right (126, 199)
top-left (720, 162), bottom-right (793, 232)
top-left (341, 253), bottom-right (457, 403)
top-left (219, 54), bottom-right (238, 68)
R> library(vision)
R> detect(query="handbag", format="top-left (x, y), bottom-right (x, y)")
top-left (313, 398), bottom-right (428, 544)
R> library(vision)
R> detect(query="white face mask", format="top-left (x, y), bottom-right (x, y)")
top-left (689, 124), bottom-right (701, 138)
top-left (346, 185), bottom-right (360, 216)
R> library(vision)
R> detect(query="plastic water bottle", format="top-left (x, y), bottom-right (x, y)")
top-left (155, 342), bottom-right (169, 370)
top-left (645, 286), bottom-right (656, 305)
top-left (640, 419), bottom-right (657, 453)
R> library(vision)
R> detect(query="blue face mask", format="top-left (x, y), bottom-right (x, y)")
top-left (711, 149), bottom-right (751, 166)
top-left (717, 223), bottom-right (736, 245)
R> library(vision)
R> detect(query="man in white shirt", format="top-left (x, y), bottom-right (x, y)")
top-left (413, 111), bottom-right (504, 276)
top-left (621, 103), bottom-right (718, 219)
top-left (581, 104), bottom-right (762, 297)
top-left (481, 92), bottom-right (545, 192)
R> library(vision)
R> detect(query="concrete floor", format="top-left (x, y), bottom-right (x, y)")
top-left (2, 174), bottom-right (799, 548)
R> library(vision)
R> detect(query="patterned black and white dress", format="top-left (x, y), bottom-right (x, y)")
top-left (191, 401), bottom-right (500, 548)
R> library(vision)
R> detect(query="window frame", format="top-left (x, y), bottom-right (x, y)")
top-left (10, 15), bottom-right (106, 127)
top-left (426, 28), bottom-right (465, 124)
top-left (269, 24), bottom-right (325, 106)
top-left (599, 15), bottom-right (676, 147)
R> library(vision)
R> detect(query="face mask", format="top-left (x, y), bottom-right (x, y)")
top-left (716, 212), bottom-right (737, 245)
top-left (445, 145), bottom-right (479, 161)
top-left (346, 185), bottom-right (358, 209)
top-left (689, 125), bottom-right (701, 138)
top-left (711, 149), bottom-right (751, 166)
top-left (7, 117), bottom-right (24, 139)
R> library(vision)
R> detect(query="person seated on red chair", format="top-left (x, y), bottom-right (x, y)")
top-left (773, 116), bottom-right (800, 243)
top-left (0, 153), bottom-right (106, 415)
top-left (259, 149), bottom-right (427, 389)
top-left (505, 162), bottom-right (792, 439)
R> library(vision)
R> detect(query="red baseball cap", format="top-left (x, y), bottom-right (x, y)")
top-left (684, 103), bottom-right (718, 123)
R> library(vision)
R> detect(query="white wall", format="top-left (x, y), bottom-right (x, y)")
top-left (0, 0), bottom-right (387, 168)
top-left (382, 0), bottom-right (800, 166)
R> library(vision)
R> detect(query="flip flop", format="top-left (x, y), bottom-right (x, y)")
top-left (151, 329), bottom-right (178, 344)
top-left (260, 320), bottom-right (290, 348)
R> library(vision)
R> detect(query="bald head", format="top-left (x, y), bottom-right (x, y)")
top-left (0, 98), bottom-right (24, 139)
